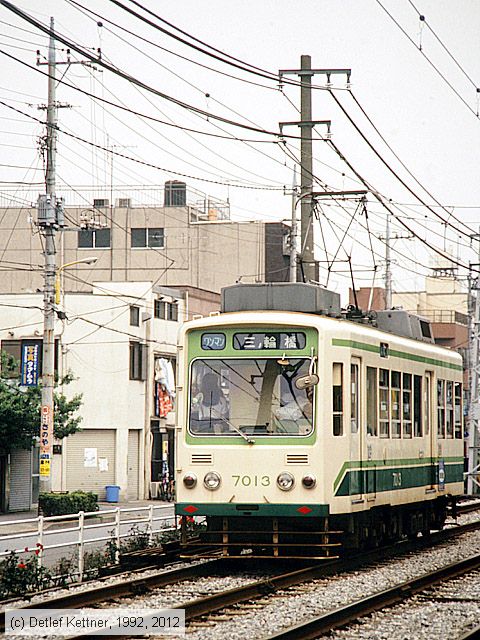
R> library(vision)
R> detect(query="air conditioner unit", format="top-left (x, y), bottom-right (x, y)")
top-left (116, 198), bottom-right (131, 208)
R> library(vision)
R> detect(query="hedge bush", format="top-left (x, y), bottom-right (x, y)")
top-left (39, 491), bottom-right (98, 516)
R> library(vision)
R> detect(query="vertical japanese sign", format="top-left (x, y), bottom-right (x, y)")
top-left (39, 404), bottom-right (53, 478)
top-left (20, 341), bottom-right (41, 386)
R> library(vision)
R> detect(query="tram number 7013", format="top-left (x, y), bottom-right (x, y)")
top-left (232, 475), bottom-right (270, 487)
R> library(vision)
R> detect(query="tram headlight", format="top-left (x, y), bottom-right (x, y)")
top-left (183, 473), bottom-right (197, 489)
top-left (302, 474), bottom-right (316, 489)
top-left (277, 472), bottom-right (295, 491)
top-left (203, 471), bottom-right (221, 491)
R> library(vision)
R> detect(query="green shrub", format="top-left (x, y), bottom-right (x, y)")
top-left (39, 491), bottom-right (98, 516)
top-left (0, 550), bottom-right (52, 599)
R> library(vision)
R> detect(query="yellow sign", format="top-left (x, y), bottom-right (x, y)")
top-left (39, 457), bottom-right (51, 477)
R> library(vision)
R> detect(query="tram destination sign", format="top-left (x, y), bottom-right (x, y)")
top-left (233, 332), bottom-right (306, 350)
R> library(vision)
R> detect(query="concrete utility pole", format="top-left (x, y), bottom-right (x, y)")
top-left (467, 233), bottom-right (480, 494)
top-left (38, 18), bottom-right (58, 492)
top-left (279, 58), bottom-right (350, 283)
top-left (36, 20), bottom-right (95, 494)
top-left (380, 211), bottom-right (412, 310)
top-left (299, 55), bottom-right (314, 283)
top-left (385, 210), bottom-right (392, 309)
top-left (289, 166), bottom-right (298, 283)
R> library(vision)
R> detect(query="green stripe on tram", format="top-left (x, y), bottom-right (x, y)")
top-left (331, 338), bottom-right (462, 371)
top-left (333, 457), bottom-right (464, 496)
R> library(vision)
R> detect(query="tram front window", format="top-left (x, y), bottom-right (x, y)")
top-left (189, 358), bottom-right (314, 436)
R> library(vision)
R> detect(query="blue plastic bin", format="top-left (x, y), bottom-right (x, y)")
top-left (105, 485), bottom-right (120, 503)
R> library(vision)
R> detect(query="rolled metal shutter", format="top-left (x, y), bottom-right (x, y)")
top-left (127, 430), bottom-right (140, 500)
top-left (65, 429), bottom-right (116, 498)
top-left (9, 449), bottom-right (32, 511)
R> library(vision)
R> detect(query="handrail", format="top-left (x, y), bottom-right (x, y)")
top-left (0, 504), bottom-right (177, 582)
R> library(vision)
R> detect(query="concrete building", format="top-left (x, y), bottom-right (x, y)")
top-left (0, 282), bottom-right (201, 510)
top-left (0, 184), bottom-right (290, 296)
top-left (0, 184), bottom-right (290, 510)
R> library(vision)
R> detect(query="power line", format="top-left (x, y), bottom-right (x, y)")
top-left (407, 0), bottom-right (479, 92)
top-left (375, 0), bottom-right (480, 120)
top-left (0, 98), bottom-right (286, 191)
top-left (70, 53), bottom-right (284, 188)
top-left (328, 89), bottom-right (475, 239)
top-left (347, 89), bottom-right (479, 233)
top-left (67, 0), bottom-right (279, 93)
top-left (0, 46), bottom-right (286, 144)
top-left (327, 138), bottom-right (479, 274)
top-left (0, 2), bottom-right (299, 140)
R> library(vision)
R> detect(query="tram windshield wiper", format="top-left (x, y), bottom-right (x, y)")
top-left (218, 416), bottom-right (255, 444)
top-left (239, 423), bottom-right (270, 434)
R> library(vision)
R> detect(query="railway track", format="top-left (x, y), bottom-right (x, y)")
top-left (3, 517), bottom-right (479, 638)
top-left (37, 519), bottom-right (480, 639)
top-left (263, 553), bottom-right (480, 639)
top-left (455, 498), bottom-right (480, 515)
top-left (0, 558), bottom-right (224, 633)
top-left (181, 520), bottom-right (480, 633)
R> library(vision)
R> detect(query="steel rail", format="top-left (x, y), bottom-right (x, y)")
top-left (3, 519), bottom-right (479, 637)
top-left (177, 520), bottom-right (480, 621)
top-left (456, 500), bottom-right (480, 514)
top-left (78, 519), bottom-right (480, 639)
top-left (457, 622), bottom-right (480, 640)
top-left (263, 553), bottom-right (480, 640)
top-left (0, 558), bottom-right (224, 633)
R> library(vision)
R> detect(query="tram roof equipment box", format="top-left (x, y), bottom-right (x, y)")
top-left (221, 283), bottom-right (341, 316)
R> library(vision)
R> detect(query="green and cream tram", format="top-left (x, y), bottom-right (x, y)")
top-left (175, 283), bottom-right (464, 558)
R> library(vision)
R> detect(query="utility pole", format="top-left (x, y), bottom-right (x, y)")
top-left (279, 58), bottom-right (350, 283)
top-left (289, 166), bottom-right (298, 283)
top-left (37, 18), bottom-right (59, 492)
top-left (379, 211), bottom-right (412, 310)
top-left (467, 233), bottom-right (480, 494)
top-left (35, 21), bottom-right (96, 494)
top-left (385, 210), bottom-right (392, 309)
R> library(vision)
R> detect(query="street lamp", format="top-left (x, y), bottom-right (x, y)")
top-left (55, 256), bottom-right (98, 304)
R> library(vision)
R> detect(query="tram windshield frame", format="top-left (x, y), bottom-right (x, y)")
top-left (188, 357), bottom-right (315, 437)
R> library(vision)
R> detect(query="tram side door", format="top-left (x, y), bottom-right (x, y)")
top-left (350, 358), bottom-right (363, 500)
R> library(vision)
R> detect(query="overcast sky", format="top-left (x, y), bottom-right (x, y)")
top-left (1, 0), bottom-right (479, 301)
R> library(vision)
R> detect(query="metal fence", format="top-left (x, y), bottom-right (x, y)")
top-left (0, 505), bottom-right (176, 582)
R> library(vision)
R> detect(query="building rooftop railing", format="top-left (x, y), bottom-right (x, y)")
top-left (409, 309), bottom-right (468, 326)
top-left (0, 185), bottom-right (230, 220)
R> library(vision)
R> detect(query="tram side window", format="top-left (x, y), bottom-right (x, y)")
top-left (379, 368), bottom-right (390, 438)
top-left (413, 375), bottom-right (422, 437)
top-left (350, 364), bottom-right (359, 434)
top-left (332, 363), bottom-right (344, 436)
top-left (454, 382), bottom-right (463, 439)
top-left (391, 370), bottom-right (401, 439)
top-left (437, 379), bottom-right (445, 438)
top-left (402, 373), bottom-right (412, 438)
top-left (424, 374), bottom-right (431, 435)
top-left (366, 367), bottom-right (378, 436)
top-left (445, 380), bottom-right (454, 438)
